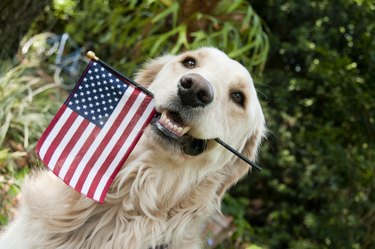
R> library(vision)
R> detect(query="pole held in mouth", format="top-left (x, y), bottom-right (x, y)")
top-left (215, 138), bottom-right (262, 171)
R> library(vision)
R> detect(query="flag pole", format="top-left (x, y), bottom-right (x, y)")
top-left (86, 51), bottom-right (154, 96)
top-left (86, 51), bottom-right (261, 172)
top-left (215, 138), bottom-right (262, 171)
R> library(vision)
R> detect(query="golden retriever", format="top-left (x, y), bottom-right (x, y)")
top-left (0, 47), bottom-right (265, 249)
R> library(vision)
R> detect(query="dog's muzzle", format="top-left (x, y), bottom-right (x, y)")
top-left (151, 111), bottom-right (208, 156)
top-left (151, 73), bottom-right (213, 156)
top-left (178, 73), bottom-right (214, 108)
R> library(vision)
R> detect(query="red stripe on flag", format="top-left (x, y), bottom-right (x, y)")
top-left (63, 125), bottom-right (101, 183)
top-left (124, 97), bottom-right (156, 158)
top-left (43, 111), bottom-right (79, 166)
top-left (86, 95), bottom-right (153, 199)
top-left (35, 105), bottom-right (69, 154)
top-left (98, 99), bottom-right (156, 202)
top-left (52, 118), bottom-right (90, 176)
top-left (74, 89), bottom-right (141, 192)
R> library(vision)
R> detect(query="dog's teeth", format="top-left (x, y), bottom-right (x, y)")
top-left (181, 127), bottom-right (191, 135)
top-left (160, 111), bottom-right (167, 124)
top-left (158, 110), bottom-right (192, 137)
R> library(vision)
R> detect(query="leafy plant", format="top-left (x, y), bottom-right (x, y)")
top-left (59, 0), bottom-right (268, 76)
top-left (243, 0), bottom-right (375, 248)
top-left (0, 60), bottom-right (65, 225)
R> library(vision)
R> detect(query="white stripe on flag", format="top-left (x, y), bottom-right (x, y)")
top-left (38, 108), bottom-right (73, 159)
top-left (93, 98), bottom-right (155, 201)
top-left (48, 116), bottom-right (84, 171)
top-left (69, 87), bottom-right (135, 188)
top-left (80, 92), bottom-right (147, 196)
top-left (58, 122), bottom-right (96, 179)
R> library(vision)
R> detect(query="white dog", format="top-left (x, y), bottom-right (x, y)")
top-left (0, 47), bottom-right (265, 249)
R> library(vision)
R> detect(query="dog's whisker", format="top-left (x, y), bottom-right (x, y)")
top-left (255, 88), bottom-right (268, 101)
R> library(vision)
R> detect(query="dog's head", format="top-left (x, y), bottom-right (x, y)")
top-left (135, 47), bottom-right (265, 169)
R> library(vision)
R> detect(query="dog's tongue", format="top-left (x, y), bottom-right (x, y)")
top-left (159, 111), bottom-right (191, 137)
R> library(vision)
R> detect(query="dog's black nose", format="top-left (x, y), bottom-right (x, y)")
top-left (178, 73), bottom-right (214, 107)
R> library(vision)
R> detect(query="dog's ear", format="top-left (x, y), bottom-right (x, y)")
top-left (216, 128), bottom-right (265, 198)
top-left (134, 54), bottom-right (174, 87)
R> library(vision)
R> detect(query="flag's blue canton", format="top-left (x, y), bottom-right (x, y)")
top-left (67, 62), bottom-right (129, 128)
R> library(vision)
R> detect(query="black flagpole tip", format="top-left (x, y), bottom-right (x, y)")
top-left (215, 138), bottom-right (262, 171)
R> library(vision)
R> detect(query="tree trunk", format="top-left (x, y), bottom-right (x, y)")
top-left (0, 0), bottom-right (50, 60)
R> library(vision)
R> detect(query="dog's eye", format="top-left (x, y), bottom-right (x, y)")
top-left (230, 91), bottom-right (245, 107)
top-left (182, 57), bottom-right (196, 69)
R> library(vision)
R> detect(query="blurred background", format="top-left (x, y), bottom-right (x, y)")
top-left (0, 0), bottom-right (374, 248)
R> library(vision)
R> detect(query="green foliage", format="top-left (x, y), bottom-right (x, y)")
top-left (0, 59), bottom-right (65, 225)
top-left (53, 0), bottom-right (77, 20)
top-left (51, 0), bottom-right (268, 76)
top-left (222, 194), bottom-right (253, 240)
top-left (234, 0), bottom-right (375, 248)
top-left (0, 61), bottom-right (63, 154)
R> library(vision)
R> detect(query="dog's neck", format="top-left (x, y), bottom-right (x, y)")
top-left (104, 130), bottom-right (229, 219)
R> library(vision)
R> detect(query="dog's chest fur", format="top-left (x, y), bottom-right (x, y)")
top-left (23, 140), bottom-right (224, 249)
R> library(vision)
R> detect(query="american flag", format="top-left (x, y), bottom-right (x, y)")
top-left (36, 61), bottom-right (156, 203)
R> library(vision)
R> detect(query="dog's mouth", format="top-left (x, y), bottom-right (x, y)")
top-left (157, 110), bottom-right (191, 137)
top-left (151, 110), bottom-right (208, 156)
